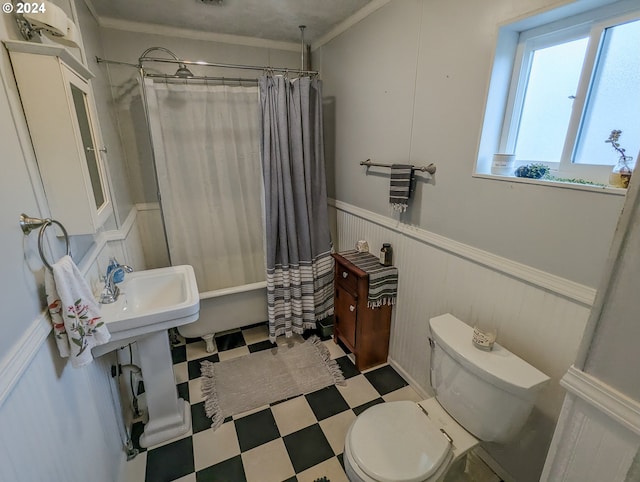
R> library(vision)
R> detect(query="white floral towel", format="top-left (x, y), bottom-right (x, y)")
top-left (45, 255), bottom-right (110, 368)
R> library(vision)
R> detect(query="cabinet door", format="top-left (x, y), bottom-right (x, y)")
top-left (335, 286), bottom-right (357, 350)
top-left (63, 67), bottom-right (111, 228)
top-left (70, 83), bottom-right (104, 209)
top-left (6, 44), bottom-right (112, 234)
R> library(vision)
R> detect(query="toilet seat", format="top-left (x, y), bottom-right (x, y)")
top-left (346, 401), bottom-right (452, 482)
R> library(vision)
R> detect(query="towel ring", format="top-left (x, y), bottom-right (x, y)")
top-left (20, 214), bottom-right (70, 271)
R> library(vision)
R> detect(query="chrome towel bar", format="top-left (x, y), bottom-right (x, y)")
top-left (20, 213), bottom-right (70, 271)
top-left (360, 159), bottom-right (437, 175)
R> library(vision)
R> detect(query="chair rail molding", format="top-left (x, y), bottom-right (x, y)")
top-left (0, 205), bottom-right (139, 408)
top-left (541, 366), bottom-right (640, 481)
top-left (328, 198), bottom-right (596, 306)
top-left (561, 366), bottom-right (640, 436)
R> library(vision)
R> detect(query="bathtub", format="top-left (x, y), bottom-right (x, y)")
top-left (177, 281), bottom-right (269, 352)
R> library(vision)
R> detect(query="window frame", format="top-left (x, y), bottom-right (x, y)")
top-left (494, 6), bottom-right (640, 184)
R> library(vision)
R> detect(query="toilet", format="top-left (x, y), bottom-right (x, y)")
top-left (344, 313), bottom-right (550, 482)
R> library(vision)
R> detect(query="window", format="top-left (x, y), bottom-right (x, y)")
top-left (479, 1), bottom-right (640, 186)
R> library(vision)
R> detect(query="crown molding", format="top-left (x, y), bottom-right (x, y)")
top-left (81, 0), bottom-right (100, 23)
top-left (312, 0), bottom-right (392, 51)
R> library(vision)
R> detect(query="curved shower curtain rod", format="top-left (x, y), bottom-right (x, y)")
top-left (96, 45), bottom-right (319, 78)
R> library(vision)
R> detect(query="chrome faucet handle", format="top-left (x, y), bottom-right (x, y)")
top-left (100, 264), bottom-right (134, 304)
top-left (99, 285), bottom-right (119, 304)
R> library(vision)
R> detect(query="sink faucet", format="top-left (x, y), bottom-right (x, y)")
top-left (100, 263), bottom-right (134, 304)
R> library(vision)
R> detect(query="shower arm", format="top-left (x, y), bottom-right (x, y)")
top-left (138, 46), bottom-right (181, 66)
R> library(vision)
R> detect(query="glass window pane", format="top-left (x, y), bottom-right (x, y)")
top-left (574, 19), bottom-right (640, 165)
top-left (71, 84), bottom-right (105, 209)
top-left (515, 37), bottom-right (588, 163)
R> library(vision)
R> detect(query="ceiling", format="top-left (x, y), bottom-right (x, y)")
top-left (89, 0), bottom-right (374, 44)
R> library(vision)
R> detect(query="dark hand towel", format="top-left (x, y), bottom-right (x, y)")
top-left (389, 164), bottom-right (414, 212)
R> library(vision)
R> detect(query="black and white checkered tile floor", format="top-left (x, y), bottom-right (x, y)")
top-left (122, 323), bottom-right (423, 482)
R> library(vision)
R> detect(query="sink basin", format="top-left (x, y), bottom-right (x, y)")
top-left (96, 265), bottom-right (200, 346)
top-left (92, 265), bottom-right (200, 448)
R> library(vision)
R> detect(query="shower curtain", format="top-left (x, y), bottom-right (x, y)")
top-left (145, 79), bottom-right (265, 292)
top-left (259, 75), bottom-right (334, 341)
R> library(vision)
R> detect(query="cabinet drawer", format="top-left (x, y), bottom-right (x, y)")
top-left (336, 265), bottom-right (358, 294)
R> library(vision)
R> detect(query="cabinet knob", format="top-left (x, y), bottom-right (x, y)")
top-left (342, 271), bottom-right (348, 278)
top-left (86, 146), bottom-right (108, 153)
top-left (349, 305), bottom-right (355, 312)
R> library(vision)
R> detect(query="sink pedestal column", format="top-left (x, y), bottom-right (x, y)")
top-left (137, 330), bottom-right (191, 448)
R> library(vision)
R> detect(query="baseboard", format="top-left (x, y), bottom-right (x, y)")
top-left (387, 356), bottom-right (431, 399)
top-left (329, 198), bottom-right (596, 306)
top-left (474, 447), bottom-right (516, 482)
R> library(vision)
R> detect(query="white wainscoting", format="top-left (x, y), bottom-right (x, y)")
top-left (135, 203), bottom-right (169, 269)
top-left (0, 340), bottom-right (122, 482)
top-left (0, 207), bottom-right (143, 482)
top-left (330, 200), bottom-right (593, 419)
top-left (105, 206), bottom-right (147, 272)
top-left (330, 200), bottom-right (598, 480)
top-left (541, 367), bottom-right (640, 481)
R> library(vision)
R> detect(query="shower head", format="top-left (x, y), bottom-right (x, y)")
top-left (175, 63), bottom-right (194, 78)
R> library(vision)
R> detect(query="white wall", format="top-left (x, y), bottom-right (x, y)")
top-left (541, 174), bottom-right (640, 481)
top-left (583, 195), bottom-right (640, 398)
top-left (317, 0), bottom-right (625, 289)
top-left (0, 215), bottom-right (144, 482)
top-left (316, 1), bottom-right (629, 480)
top-left (75, 0), bottom-right (133, 227)
top-left (0, 16), bottom-right (45, 360)
top-left (0, 1), bottom-right (145, 480)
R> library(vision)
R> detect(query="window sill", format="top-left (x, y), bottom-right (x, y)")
top-left (473, 173), bottom-right (627, 196)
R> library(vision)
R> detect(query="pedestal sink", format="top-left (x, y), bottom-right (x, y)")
top-left (92, 265), bottom-right (200, 448)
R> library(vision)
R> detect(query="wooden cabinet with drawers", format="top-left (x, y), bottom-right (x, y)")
top-left (332, 253), bottom-right (392, 371)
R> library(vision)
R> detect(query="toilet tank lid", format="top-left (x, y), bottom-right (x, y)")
top-left (429, 314), bottom-right (550, 396)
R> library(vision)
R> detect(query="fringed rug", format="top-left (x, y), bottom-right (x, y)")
top-left (201, 336), bottom-right (345, 429)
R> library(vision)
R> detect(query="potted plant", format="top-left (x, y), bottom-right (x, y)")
top-left (606, 129), bottom-right (633, 188)
top-left (514, 163), bottom-right (550, 179)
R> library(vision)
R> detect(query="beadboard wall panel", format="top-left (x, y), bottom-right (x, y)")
top-left (331, 201), bottom-right (593, 480)
top-left (136, 204), bottom-right (170, 269)
top-left (332, 202), bottom-right (591, 418)
top-left (0, 207), bottom-right (144, 482)
top-left (0, 333), bottom-right (122, 482)
top-left (541, 391), bottom-right (639, 481)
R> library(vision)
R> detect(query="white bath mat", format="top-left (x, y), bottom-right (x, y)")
top-left (200, 336), bottom-right (344, 429)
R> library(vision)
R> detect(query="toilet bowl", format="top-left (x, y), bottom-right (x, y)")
top-left (344, 313), bottom-right (550, 482)
top-left (344, 398), bottom-right (477, 482)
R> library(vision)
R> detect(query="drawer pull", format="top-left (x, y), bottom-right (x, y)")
top-left (342, 271), bottom-right (348, 278)
top-left (349, 305), bottom-right (355, 312)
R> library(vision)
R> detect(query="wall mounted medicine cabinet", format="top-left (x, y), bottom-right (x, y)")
top-left (5, 40), bottom-right (111, 235)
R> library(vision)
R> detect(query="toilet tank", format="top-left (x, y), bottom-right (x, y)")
top-left (429, 314), bottom-right (550, 443)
